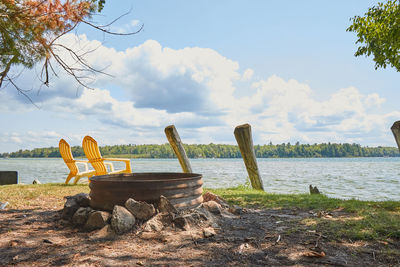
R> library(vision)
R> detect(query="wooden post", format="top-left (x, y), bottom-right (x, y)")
top-left (391, 121), bottom-right (400, 151)
top-left (165, 125), bottom-right (193, 173)
top-left (234, 124), bottom-right (264, 191)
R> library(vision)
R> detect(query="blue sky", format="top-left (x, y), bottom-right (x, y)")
top-left (1, 0), bottom-right (400, 153)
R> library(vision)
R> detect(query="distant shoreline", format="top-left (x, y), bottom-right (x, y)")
top-left (1, 143), bottom-right (399, 158)
top-left (1, 155), bottom-right (399, 159)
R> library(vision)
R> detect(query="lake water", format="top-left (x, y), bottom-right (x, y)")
top-left (1, 157), bottom-right (399, 201)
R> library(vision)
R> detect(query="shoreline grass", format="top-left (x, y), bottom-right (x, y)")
top-left (211, 185), bottom-right (400, 241)
top-left (1, 183), bottom-right (400, 242)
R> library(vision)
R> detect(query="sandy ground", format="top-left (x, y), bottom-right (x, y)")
top-left (1, 202), bottom-right (399, 267)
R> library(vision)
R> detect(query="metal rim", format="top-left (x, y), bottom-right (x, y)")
top-left (90, 172), bottom-right (202, 183)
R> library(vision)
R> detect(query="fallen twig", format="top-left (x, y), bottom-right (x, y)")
top-left (315, 234), bottom-right (322, 248)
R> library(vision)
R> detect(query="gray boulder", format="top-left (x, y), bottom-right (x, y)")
top-left (143, 213), bottom-right (171, 232)
top-left (173, 215), bottom-right (191, 231)
top-left (125, 198), bottom-right (156, 221)
top-left (157, 195), bottom-right (177, 213)
top-left (228, 205), bottom-right (243, 215)
top-left (62, 197), bottom-right (80, 220)
top-left (111, 205), bottom-right (136, 234)
top-left (202, 200), bottom-right (222, 215)
top-left (62, 193), bottom-right (91, 220)
top-left (74, 193), bottom-right (91, 207)
top-left (84, 211), bottom-right (111, 230)
top-left (72, 207), bottom-right (92, 225)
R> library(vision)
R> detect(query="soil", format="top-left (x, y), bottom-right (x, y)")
top-left (1, 203), bottom-right (399, 266)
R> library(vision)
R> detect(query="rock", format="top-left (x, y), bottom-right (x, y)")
top-left (89, 224), bottom-right (116, 240)
top-left (194, 205), bottom-right (215, 222)
top-left (84, 211), bottom-right (111, 230)
top-left (203, 227), bottom-right (216, 238)
top-left (309, 185), bottom-right (320, 194)
top-left (62, 197), bottom-right (80, 220)
top-left (202, 192), bottom-right (229, 208)
top-left (74, 193), bottom-right (91, 207)
top-left (173, 215), bottom-right (191, 231)
top-left (32, 179), bottom-right (41, 184)
top-left (171, 207), bottom-right (215, 230)
top-left (125, 198), bottom-right (156, 220)
top-left (143, 213), bottom-right (171, 232)
top-left (111, 205), bottom-right (136, 234)
top-left (72, 207), bottom-right (92, 225)
top-left (157, 195), bottom-right (177, 213)
top-left (62, 193), bottom-right (91, 220)
top-left (228, 205), bottom-right (243, 215)
top-left (202, 201), bottom-right (222, 215)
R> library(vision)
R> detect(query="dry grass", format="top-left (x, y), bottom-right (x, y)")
top-left (0, 183), bottom-right (89, 209)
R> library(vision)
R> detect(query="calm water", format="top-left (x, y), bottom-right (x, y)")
top-left (1, 157), bottom-right (400, 201)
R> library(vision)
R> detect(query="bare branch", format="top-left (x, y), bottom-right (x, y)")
top-left (1, 1), bottom-right (142, 103)
top-left (82, 20), bottom-right (144, 36)
top-left (0, 55), bottom-right (17, 88)
top-left (7, 75), bottom-right (39, 108)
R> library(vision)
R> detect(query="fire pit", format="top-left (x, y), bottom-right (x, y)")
top-left (89, 172), bottom-right (203, 211)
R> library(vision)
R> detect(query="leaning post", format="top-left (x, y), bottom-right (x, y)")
top-left (234, 123), bottom-right (264, 191)
top-left (391, 121), bottom-right (400, 151)
top-left (165, 125), bottom-right (193, 173)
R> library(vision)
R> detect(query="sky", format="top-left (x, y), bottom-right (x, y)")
top-left (1, 0), bottom-right (400, 153)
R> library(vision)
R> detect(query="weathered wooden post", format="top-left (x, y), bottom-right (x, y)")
top-left (391, 121), bottom-right (400, 151)
top-left (165, 125), bottom-right (193, 173)
top-left (234, 123), bottom-right (264, 191)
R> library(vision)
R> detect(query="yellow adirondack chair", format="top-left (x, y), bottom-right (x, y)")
top-left (59, 139), bottom-right (96, 184)
top-left (82, 135), bottom-right (132, 176)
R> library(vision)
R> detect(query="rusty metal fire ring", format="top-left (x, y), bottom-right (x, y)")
top-left (89, 172), bottom-right (203, 211)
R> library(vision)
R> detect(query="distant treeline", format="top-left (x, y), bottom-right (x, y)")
top-left (1, 142), bottom-right (399, 158)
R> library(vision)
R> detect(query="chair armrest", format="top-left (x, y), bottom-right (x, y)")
top-left (104, 162), bottom-right (115, 172)
top-left (75, 159), bottom-right (89, 163)
top-left (103, 158), bottom-right (130, 162)
top-left (103, 158), bottom-right (131, 172)
top-left (75, 161), bottom-right (89, 171)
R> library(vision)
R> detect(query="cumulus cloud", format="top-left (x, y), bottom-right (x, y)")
top-left (0, 34), bottom-right (398, 152)
top-left (0, 131), bottom-right (63, 151)
top-left (242, 68), bottom-right (254, 81)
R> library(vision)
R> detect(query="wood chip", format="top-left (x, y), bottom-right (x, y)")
top-left (303, 251), bottom-right (326, 257)
top-left (275, 235), bottom-right (281, 244)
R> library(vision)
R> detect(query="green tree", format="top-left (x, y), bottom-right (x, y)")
top-left (0, 0), bottom-right (141, 98)
top-left (347, 0), bottom-right (400, 71)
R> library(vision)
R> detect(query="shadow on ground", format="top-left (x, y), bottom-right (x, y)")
top-left (1, 206), bottom-right (399, 266)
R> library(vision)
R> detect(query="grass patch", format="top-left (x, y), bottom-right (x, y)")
top-left (207, 185), bottom-right (400, 241)
top-left (0, 183), bottom-right (89, 209)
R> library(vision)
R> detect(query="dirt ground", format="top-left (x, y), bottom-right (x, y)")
top-left (1, 203), bottom-right (399, 266)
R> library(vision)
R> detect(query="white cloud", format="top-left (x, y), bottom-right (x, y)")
top-left (242, 68), bottom-right (254, 81)
top-left (365, 93), bottom-right (385, 108)
top-left (1, 34), bottom-right (399, 152)
top-left (0, 131), bottom-right (63, 151)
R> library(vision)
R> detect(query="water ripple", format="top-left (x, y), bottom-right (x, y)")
top-left (1, 157), bottom-right (400, 201)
